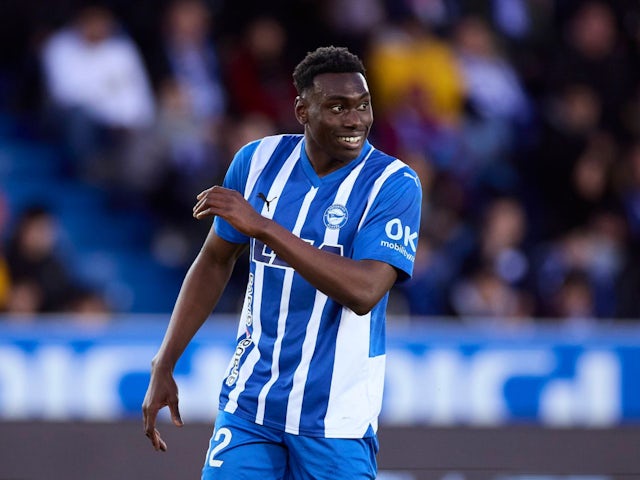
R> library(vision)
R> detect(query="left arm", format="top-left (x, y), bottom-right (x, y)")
top-left (193, 186), bottom-right (397, 315)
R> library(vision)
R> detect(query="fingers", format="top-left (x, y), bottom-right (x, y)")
top-left (158, 434), bottom-right (168, 452)
top-left (143, 403), bottom-right (169, 452)
top-left (143, 404), bottom-right (161, 450)
top-left (143, 399), bottom-right (182, 451)
top-left (145, 427), bottom-right (168, 452)
top-left (142, 404), bottom-right (156, 437)
top-left (193, 207), bottom-right (213, 220)
top-left (192, 195), bottom-right (207, 215)
top-left (143, 411), bottom-right (168, 452)
top-left (192, 196), bottom-right (213, 219)
top-left (193, 189), bottom-right (219, 219)
top-left (168, 398), bottom-right (183, 427)
top-left (192, 186), bottom-right (253, 225)
top-left (142, 368), bottom-right (182, 453)
top-left (196, 186), bottom-right (215, 200)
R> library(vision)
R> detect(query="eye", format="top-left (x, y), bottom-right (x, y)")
top-left (357, 102), bottom-right (370, 111)
top-left (330, 105), bottom-right (344, 113)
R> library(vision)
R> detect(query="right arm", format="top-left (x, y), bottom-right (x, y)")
top-left (142, 229), bottom-right (246, 451)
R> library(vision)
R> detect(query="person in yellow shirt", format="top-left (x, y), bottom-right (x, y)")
top-left (0, 258), bottom-right (9, 310)
top-left (366, 16), bottom-right (466, 125)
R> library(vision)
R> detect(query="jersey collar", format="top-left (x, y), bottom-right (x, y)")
top-left (299, 139), bottom-right (373, 187)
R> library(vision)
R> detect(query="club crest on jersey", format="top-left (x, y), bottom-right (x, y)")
top-left (323, 204), bottom-right (348, 229)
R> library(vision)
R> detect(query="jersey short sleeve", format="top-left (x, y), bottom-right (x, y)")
top-left (213, 140), bottom-right (261, 244)
top-left (352, 166), bottom-right (422, 281)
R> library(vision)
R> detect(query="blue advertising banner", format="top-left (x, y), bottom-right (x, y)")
top-left (0, 316), bottom-right (639, 426)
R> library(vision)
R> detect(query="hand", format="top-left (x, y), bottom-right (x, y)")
top-left (142, 364), bottom-right (183, 452)
top-left (192, 186), bottom-right (268, 237)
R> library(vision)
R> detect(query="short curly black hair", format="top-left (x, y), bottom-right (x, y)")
top-left (292, 46), bottom-right (366, 94)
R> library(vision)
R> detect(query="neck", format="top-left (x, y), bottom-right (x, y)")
top-left (308, 154), bottom-right (348, 177)
top-left (303, 133), bottom-right (365, 178)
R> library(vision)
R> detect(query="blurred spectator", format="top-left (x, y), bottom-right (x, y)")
top-left (144, 0), bottom-right (227, 191)
top-left (395, 152), bottom-right (476, 316)
top-left (616, 249), bottom-right (640, 319)
top-left (396, 228), bottom-right (472, 317)
top-left (489, 0), bottom-right (555, 100)
top-left (5, 279), bottom-right (43, 316)
top-left (366, 14), bottom-right (468, 185)
top-left (588, 210), bottom-right (631, 318)
top-left (153, 0), bottom-right (226, 126)
top-left (122, 78), bottom-right (223, 210)
top-left (112, 0), bottom-right (230, 267)
top-left (0, 257), bottom-right (9, 311)
top-left (452, 16), bottom-right (531, 124)
top-left (64, 288), bottom-right (111, 319)
top-left (555, 129), bottom-right (619, 236)
top-left (40, 3), bottom-right (155, 180)
top-left (366, 15), bottom-right (466, 124)
top-left (546, 1), bottom-right (637, 136)
top-left (324, 0), bottom-right (386, 36)
top-left (446, 16), bottom-right (533, 208)
top-left (548, 269), bottom-right (597, 323)
top-left (533, 212), bottom-right (626, 319)
top-left (5, 206), bottom-right (80, 313)
top-left (370, 87), bottom-right (462, 172)
top-left (320, 0), bottom-right (386, 55)
top-left (0, 192), bottom-right (10, 311)
top-left (448, 196), bottom-right (535, 321)
top-left (491, 0), bottom-right (531, 40)
top-left (224, 16), bottom-right (298, 131)
top-left (619, 142), bottom-right (640, 242)
top-left (474, 197), bottom-right (532, 288)
top-left (387, 0), bottom-right (461, 32)
top-left (450, 266), bottom-right (532, 322)
top-left (564, 132), bottom-right (620, 226)
top-left (530, 83), bottom-right (602, 238)
top-left (621, 81), bottom-right (640, 138)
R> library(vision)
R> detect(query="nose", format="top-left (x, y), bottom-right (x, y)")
top-left (343, 108), bottom-right (363, 128)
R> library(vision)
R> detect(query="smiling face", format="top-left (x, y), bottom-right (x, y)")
top-left (295, 72), bottom-right (373, 175)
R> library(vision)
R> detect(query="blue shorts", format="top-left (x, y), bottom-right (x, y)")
top-left (201, 411), bottom-right (378, 480)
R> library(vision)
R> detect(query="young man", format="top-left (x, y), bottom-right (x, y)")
top-left (142, 46), bottom-right (422, 479)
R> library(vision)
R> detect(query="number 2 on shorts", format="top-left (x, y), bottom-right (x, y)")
top-left (208, 427), bottom-right (232, 467)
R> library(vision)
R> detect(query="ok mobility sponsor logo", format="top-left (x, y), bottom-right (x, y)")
top-left (381, 218), bottom-right (417, 261)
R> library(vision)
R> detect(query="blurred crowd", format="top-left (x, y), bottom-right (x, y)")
top-left (1, 0), bottom-right (640, 323)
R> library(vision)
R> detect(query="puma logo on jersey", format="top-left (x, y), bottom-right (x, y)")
top-left (403, 172), bottom-right (419, 187)
top-left (257, 192), bottom-right (278, 211)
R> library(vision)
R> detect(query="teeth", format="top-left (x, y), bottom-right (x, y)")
top-left (339, 136), bottom-right (360, 143)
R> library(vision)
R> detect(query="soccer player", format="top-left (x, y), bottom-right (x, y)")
top-left (142, 46), bottom-right (422, 479)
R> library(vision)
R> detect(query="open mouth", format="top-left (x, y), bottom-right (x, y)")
top-left (337, 135), bottom-right (362, 146)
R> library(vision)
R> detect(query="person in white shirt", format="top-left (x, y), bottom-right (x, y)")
top-left (40, 4), bottom-right (155, 178)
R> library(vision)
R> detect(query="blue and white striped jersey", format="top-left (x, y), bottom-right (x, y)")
top-left (214, 134), bottom-right (422, 438)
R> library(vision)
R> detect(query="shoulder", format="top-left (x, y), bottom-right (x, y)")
top-left (229, 134), bottom-right (303, 176)
top-left (237, 134), bottom-right (303, 163)
top-left (239, 134), bottom-right (302, 151)
top-left (256, 134), bottom-right (304, 151)
top-left (365, 147), bottom-right (422, 191)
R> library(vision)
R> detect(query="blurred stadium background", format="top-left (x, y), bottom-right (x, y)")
top-left (1, 0), bottom-right (640, 478)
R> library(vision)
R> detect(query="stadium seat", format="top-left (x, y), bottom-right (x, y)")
top-left (1, 132), bottom-right (184, 313)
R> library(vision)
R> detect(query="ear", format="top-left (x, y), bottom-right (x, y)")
top-left (294, 96), bottom-right (308, 125)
